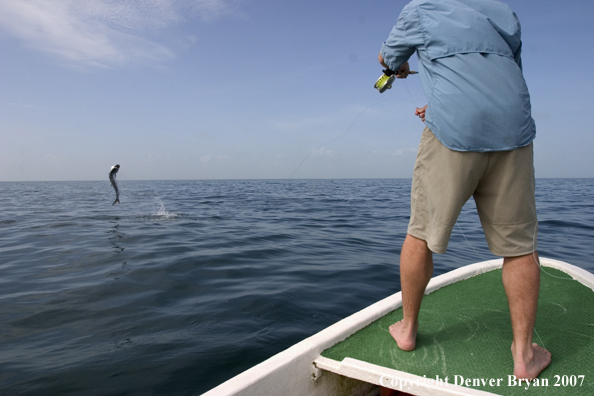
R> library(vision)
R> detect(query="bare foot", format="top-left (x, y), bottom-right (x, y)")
top-left (511, 342), bottom-right (552, 380)
top-left (389, 320), bottom-right (418, 351)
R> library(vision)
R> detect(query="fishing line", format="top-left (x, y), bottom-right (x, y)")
top-left (455, 214), bottom-right (575, 281)
top-left (399, 72), bottom-right (559, 281)
top-left (398, 78), bottom-right (546, 279)
top-left (529, 217), bottom-right (574, 281)
top-left (453, 222), bottom-right (573, 373)
top-left (399, 70), bottom-right (570, 365)
top-left (287, 73), bottom-right (425, 179)
top-left (455, 217), bottom-right (557, 354)
top-left (287, 99), bottom-right (390, 179)
top-left (455, 221), bottom-right (492, 264)
top-left (533, 326), bottom-right (546, 349)
top-left (402, 80), bottom-right (419, 108)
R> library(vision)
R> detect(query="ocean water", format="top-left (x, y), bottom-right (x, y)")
top-left (1, 178), bottom-right (593, 395)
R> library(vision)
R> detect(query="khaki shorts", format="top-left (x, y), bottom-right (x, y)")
top-left (408, 127), bottom-right (537, 256)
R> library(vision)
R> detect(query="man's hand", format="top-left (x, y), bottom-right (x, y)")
top-left (415, 105), bottom-right (428, 122)
top-left (378, 53), bottom-right (410, 78)
top-left (396, 62), bottom-right (410, 79)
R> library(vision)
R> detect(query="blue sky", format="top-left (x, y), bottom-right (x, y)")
top-left (1, 0), bottom-right (592, 181)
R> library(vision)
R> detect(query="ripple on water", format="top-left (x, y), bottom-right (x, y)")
top-left (0, 179), bottom-right (592, 395)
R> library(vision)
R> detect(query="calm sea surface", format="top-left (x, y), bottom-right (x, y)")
top-left (1, 179), bottom-right (593, 395)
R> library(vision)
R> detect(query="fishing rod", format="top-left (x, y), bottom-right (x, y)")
top-left (374, 68), bottom-right (418, 93)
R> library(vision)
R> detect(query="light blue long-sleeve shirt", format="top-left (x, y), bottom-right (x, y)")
top-left (380, 0), bottom-right (535, 152)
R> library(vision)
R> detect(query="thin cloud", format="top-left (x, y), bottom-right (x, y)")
top-left (0, 0), bottom-right (233, 68)
top-left (392, 147), bottom-right (417, 156)
top-left (310, 146), bottom-right (334, 157)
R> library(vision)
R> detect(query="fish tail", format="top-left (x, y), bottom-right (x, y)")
top-left (113, 198), bottom-right (120, 205)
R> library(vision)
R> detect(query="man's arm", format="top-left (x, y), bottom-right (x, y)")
top-left (379, 5), bottom-right (422, 78)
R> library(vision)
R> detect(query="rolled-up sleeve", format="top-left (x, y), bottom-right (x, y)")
top-left (380, 5), bottom-right (424, 71)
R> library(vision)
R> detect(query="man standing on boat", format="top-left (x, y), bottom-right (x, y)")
top-left (378, 0), bottom-right (551, 380)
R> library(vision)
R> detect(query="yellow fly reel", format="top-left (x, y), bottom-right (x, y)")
top-left (374, 68), bottom-right (418, 93)
top-left (374, 72), bottom-right (396, 93)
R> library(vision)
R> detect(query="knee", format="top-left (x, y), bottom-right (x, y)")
top-left (403, 234), bottom-right (433, 258)
top-left (504, 251), bottom-right (539, 265)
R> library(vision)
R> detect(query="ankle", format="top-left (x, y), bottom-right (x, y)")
top-left (511, 341), bottom-right (534, 361)
top-left (400, 318), bottom-right (419, 332)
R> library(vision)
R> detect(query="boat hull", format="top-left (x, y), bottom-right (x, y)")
top-left (202, 258), bottom-right (594, 396)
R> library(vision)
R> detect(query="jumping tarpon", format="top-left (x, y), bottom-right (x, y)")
top-left (109, 164), bottom-right (120, 205)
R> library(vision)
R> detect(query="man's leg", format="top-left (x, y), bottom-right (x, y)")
top-left (502, 251), bottom-right (551, 379)
top-left (389, 234), bottom-right (433, 351)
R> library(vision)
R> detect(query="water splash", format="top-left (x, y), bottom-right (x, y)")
top-left (152, 198), bottom-right (179, 220)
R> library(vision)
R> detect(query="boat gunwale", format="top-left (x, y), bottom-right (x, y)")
top-left (202, 258), bottom-right (594, 395)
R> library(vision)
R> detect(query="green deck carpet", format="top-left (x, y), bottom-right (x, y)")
top-left (322, 267), bottom-right (594, 395)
